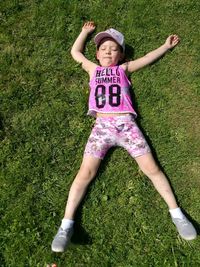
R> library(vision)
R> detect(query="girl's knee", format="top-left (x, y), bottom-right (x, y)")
top-left (140, 163), bottom-right (160, 177)
top-left (82, 166), bottom-right (96, 179)
top-left (136, 153), bottom-right (160, 177)
top-left (77, 163), bottom-right (97, 182)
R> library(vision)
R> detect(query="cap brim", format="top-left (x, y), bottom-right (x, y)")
top-left (94, 32), bottom-right (116, 46)
top-left (94, 32), bottom-right (125, 52)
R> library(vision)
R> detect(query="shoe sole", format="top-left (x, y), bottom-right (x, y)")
top-left (51, 246), bottom-right (65, 253)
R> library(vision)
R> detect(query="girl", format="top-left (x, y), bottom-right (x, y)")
top-left (51, 21), bottom-right (197, 252)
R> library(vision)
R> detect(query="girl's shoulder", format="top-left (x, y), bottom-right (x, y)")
top-left (119, 62), bottom-right (128, 72)
top-left (85, 63), bottom-right (98, 80)
top-left (88, 64), bottom-right (100, 81)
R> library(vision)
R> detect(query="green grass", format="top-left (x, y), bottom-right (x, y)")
top-left (1, 0), bottom-right (200, 266)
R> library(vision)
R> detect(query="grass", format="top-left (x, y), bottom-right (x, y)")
top-left (0, 0), bottom-right (200, 266)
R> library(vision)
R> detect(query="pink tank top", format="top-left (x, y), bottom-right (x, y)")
top-left (88, 65), bottom-right (137, 117)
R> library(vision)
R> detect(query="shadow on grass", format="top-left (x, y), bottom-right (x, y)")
top-left (71, 223), bottom-right (92, 245)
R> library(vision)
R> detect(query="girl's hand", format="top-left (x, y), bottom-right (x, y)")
top-left (82, 21), bottom-right (96, 34)
top-left (165, 34), bottom-right (180, 50)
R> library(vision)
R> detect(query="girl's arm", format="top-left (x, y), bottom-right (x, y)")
top-left (122, 35), bottom-right (180, 73)
top-left (71, 21), bottom-right (97, 76)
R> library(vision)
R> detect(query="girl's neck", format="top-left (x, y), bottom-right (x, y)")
top-left (100, 63), bottom-right (118, 67)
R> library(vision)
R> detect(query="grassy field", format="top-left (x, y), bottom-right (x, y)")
top-left (1, 0), bottom-right (200, 266)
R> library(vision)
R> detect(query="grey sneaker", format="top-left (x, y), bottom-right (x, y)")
top-left (172, 217), bottom-right (197, 240)
top-left (51, 227), bottom-right (73, 252)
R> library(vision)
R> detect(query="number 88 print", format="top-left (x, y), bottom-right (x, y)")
top-left (95, 84), bottom-right (121, 108)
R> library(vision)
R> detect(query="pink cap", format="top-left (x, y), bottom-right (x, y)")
top-left (94, 28), bottom-right (125, 52)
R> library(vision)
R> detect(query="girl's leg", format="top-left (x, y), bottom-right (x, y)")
top-left (64, 155), bottom-right (102, 220)
top-left (52, 155), bottom-right (101, 252)
top-left (134, 152), bottom-right (197, 240)
top-left (134, 152), bottom-right (178, 209)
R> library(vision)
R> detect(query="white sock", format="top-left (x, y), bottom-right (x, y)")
top-left (169, 207), bottom-right (185, 219)
top-left (61, 218), bottom-right (74, 230)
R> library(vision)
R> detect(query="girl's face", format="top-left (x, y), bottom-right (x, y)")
top-left (96, 38), bottom-right (124, 67)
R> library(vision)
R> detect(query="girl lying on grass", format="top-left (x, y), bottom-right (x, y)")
top-left (51, 21), bottom-right (197, 252)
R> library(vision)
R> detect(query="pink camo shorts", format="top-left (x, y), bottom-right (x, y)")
top-left (84, 115), bottom-right (151, 159)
